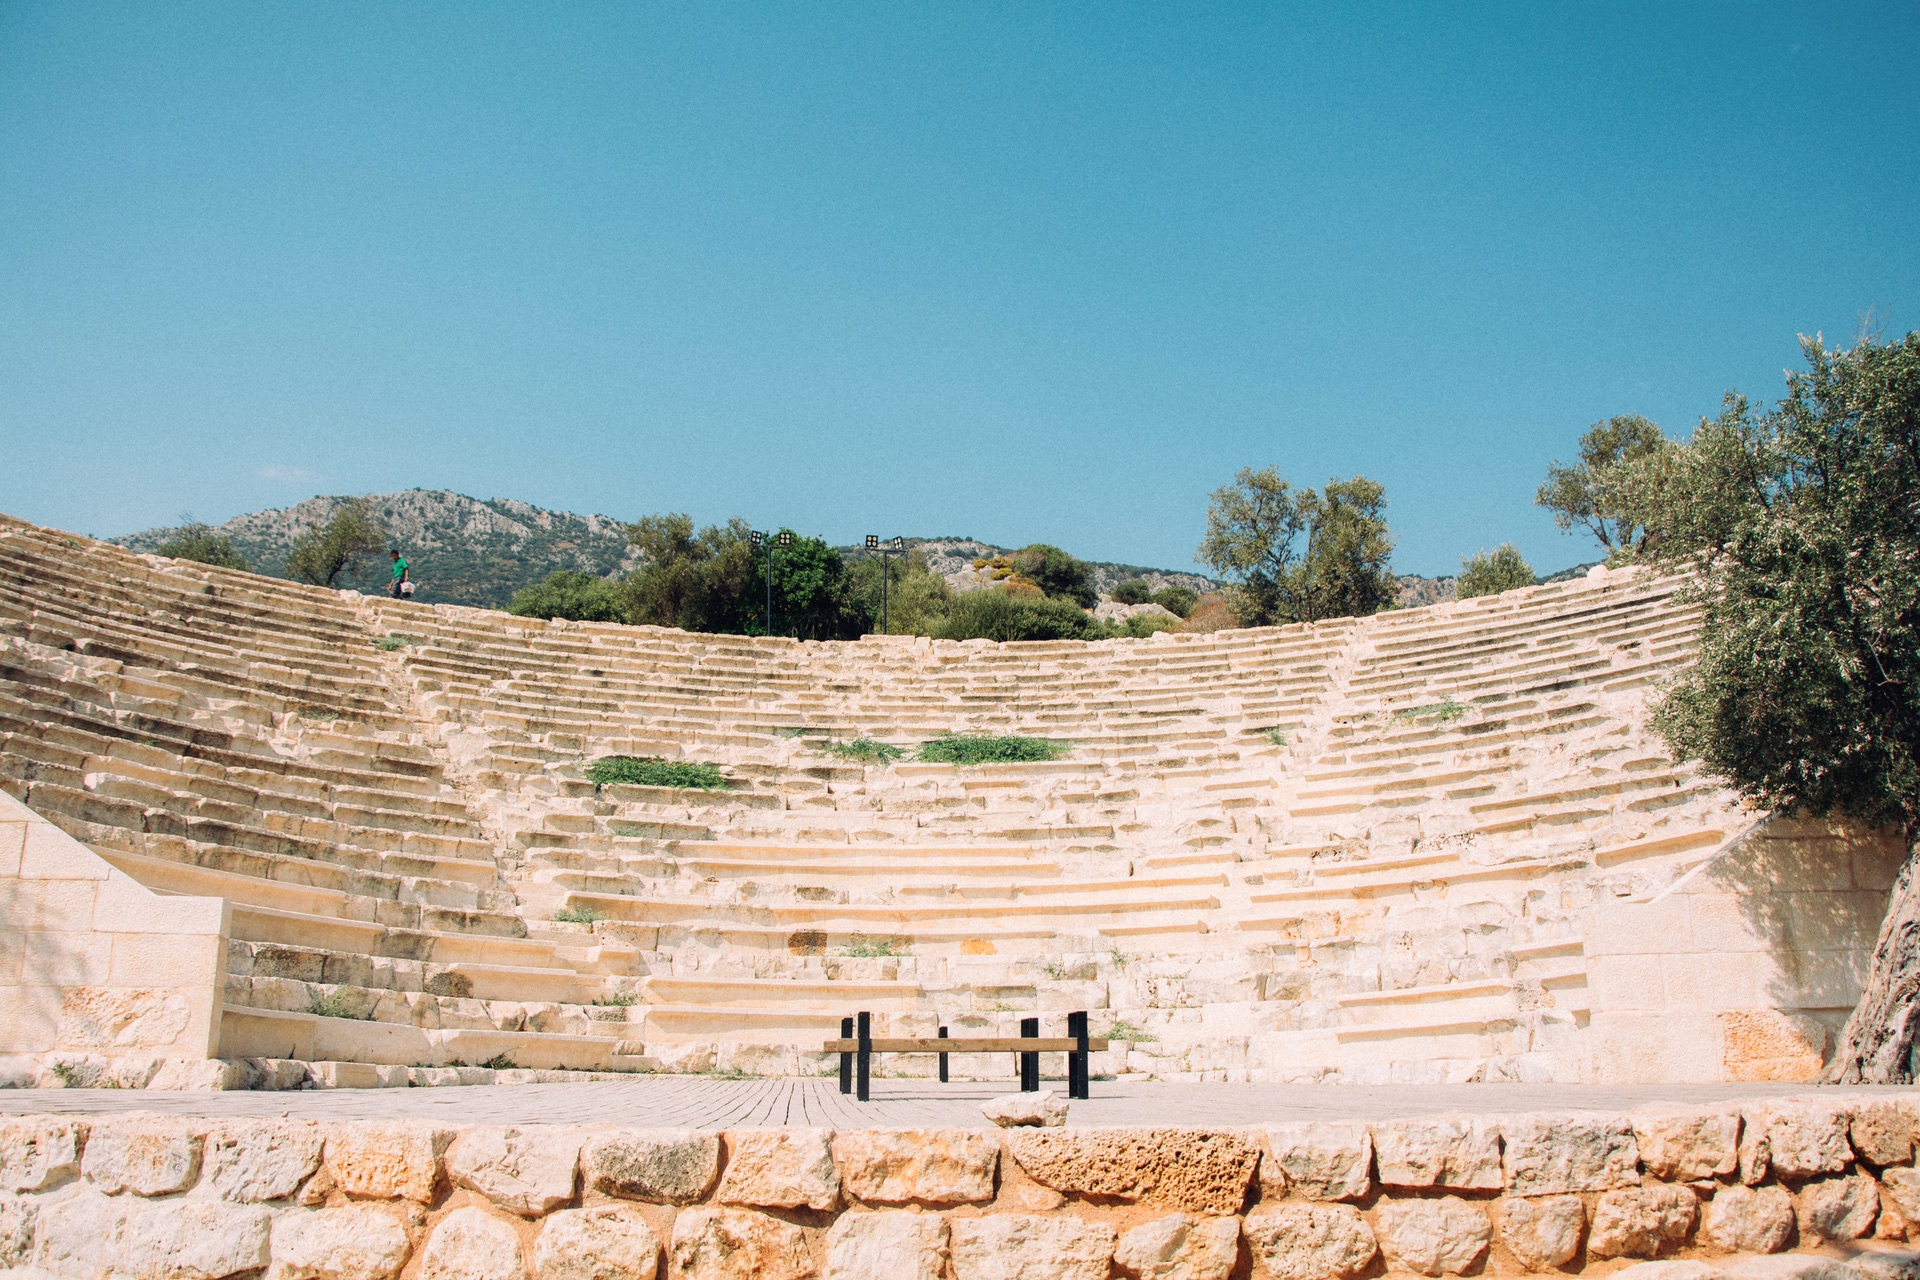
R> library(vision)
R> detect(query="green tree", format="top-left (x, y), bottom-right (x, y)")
top-left (620, 515), bottom-right (756, 632)
top-left (937, 589), bottom-right (1105, 641)
top-left (1617, 332), bottom-right (1920, 1082)
top-left (155, 521), bottom-right (248, 571)
top-left (1150, 586), bottom-right (1198, 618)
top-left (1535, 414), bottom-right (1672, 556)
top-left (507, 571), bottom-right (628, 623)
top-left (1197, 468), bottom-right (1396, 625)
top-left (743, 531), bottom-right (854, 639)
top-left (285, 499), bottom-right (385, 587)
top-left (1111, 579), bottom-right (1152, 605)
top-left (1456, 544), bottom-right (1536, 600)
top-left (1010, 544), bottom-right (1098, 608)
top-left (845, 551), bottom-right (952, 636)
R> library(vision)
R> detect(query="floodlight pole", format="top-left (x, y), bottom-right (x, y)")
top-left (866, 535), bottom-right (904, 635)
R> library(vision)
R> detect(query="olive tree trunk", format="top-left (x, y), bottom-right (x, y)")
top-left (1826, 843), bottom-right (1920, 1083)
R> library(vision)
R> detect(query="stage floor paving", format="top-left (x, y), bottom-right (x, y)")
top-left (3, 1078), bottom-right (1914, 1130)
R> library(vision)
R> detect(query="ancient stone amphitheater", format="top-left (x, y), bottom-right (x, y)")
top-left (0, 511), bottom-right (1900, 1089)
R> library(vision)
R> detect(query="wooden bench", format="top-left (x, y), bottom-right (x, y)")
top-left (825, 1011), bottom-right (1108, 1102)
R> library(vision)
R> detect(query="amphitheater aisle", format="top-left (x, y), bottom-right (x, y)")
top-left (0, 511), bottom-right (1902, 1087)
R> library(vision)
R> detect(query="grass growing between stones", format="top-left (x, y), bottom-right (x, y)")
top-left (307, 990), bottom-right (371, 1020)
top-left (840, 933), bottom-right (911, 958)
top-left (585, 756), bottom-right (728, 789)
top-left (1106, 1019), bottom-right (1157, 1043)
top-left (1258, 728), bottom-right (1289, 746)
top-left (827, 737), bottom-right (905, 764)
top-left (373, 633), bottom-right (417, 651)
top-left (916, 734), bottom-right (1071, 765)
top-left (1393, 697), bottom-right (1467, 724)
top-left (553, 905), bottom-right (603, 924)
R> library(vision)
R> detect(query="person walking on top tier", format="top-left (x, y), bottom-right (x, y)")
top-left (389, 549), bottom-right (410, 598)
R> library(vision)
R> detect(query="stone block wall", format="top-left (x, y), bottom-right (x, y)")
top-left (4, 1096), bottom-right (1920, 1279)
top-left (1585, 819), bottom-right (1902, 1085)
top-left (0, 792), bottom-right (228, 1085)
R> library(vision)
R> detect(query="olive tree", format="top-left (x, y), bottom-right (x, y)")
top-left (1613, 332), bottom-right (1920, 1081)
top-left (155, 521), bottom-right (248, 571)
top-left (1197, 468), bottom-right (1396, 625)
top-left (1456, 544), bottom-right (1536, 600)
top-left (285, 499), bottom-right (385, 587)
top-left (1536, 414), bottom-right (1672, 556)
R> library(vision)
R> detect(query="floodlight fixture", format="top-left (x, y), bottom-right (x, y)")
top-left (777, 531), bottom-right (793, 547)
top-left (865, 535), bottom-right (879, 550)
top-left (749, 530), bottom-right (764, 547)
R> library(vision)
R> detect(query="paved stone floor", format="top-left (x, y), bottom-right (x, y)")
top-left (3, 1078), bottom-right (1915, 1129)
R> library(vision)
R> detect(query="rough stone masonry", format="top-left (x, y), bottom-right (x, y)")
top-left (4, 1094), bottom-right (1920, 1279)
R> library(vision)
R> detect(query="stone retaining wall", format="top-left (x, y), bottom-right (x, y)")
top-left (5, 1097), bottom-right (1920, 1278)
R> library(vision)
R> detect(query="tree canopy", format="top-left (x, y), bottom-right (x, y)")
top-left (1611, 331), bottom-right (1920, 1081)
top-left (1456, 544), bottom-right (1536, 600)
top-left (154, 521), bottom-right (248, 571)
top-left (1197, 468), bottom-right (1397, 625)
top-left (506, 570), bottom-right (627, 623)
top-left (285, 499), bottom-right (385, 588)
top-left (1536, 414), bottom-right (1672, 556)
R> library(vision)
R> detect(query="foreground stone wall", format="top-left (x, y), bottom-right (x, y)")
top-left (0, 792), bottom-right (227, 1082)
top-left (5, 1096), bottom-right (1920, 1279)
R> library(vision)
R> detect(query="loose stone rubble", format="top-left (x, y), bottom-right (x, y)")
top-left (0, 1097), bottom-right (1915, 1278)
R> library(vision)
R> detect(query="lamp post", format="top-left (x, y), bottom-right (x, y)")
top-left (865, 535), bottom-right (905, 634)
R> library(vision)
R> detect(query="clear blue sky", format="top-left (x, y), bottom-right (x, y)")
top-left (2, 3), bottom-right (1915, 577)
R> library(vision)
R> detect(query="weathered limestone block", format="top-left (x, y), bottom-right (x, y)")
top-left (982, 1091), bottom-right (1069, 1128)
top-left (1112, 1213), bottom-right (1240, 1280)
top-left (83, 1116), bottom-right (204, 1197)
top-left (1259, 1123), bottom-right (1372, 1201)
top-left (833, 1129), bottom-right (997, 1205)
top-left (1635, 1111), bottom-right (1741, 1182)
top-left (121, 1198), bottom-right (271, 1280)
top-left (717, 1128), bottom-right (841, 1211)
top-left (269, 1205), bottom-right (415, 1280)
top-left (447, 1126), bottom-right (582, 1217)
top-left (1503, 1114), bottom-right (1640, 1196)
top-left (1797, 1172), bottom-right (1880, 1241)
top-left (1002, 1129), bottom-right (1258, 1214)
top-left (0, 1192), bottom-right (36, 1269)
top-left (322, 1122), bottom-right (451, 1203)
top-left (1588, 1184), bottom-right (1699, 1259)
top-left (204, 1119), bottom-right (323, 1203)
top-left (948, 1213), bottom-right (1117, 1280)
top-left (581, 1129), bottom-right (719, 1205)
top-left (1846, 1244), bottom-right (1920, 1280)
top-left (1853, 1102), bottom-right (1918, 1167)
top-left (1721, 1258), bottom-right (1856, 1280)
top-left (419, 1205), bottom-right (526, 1280)
top-left (1609, 1264), bottom-right (1729, 1280)
top-left (670, 1207), bottom-right (816, 1280)
top-left (0, 1118), bottom-right (86, 1193)
top-left (1372, 1117), bottom-right (1502, 1190)
top-left (825, 1210), bottom-right (948, 1280)
top-left (1243, 1204), bottom-right (1379, 1280)
top-left (1744, 1103), bottom-right (1853, 1182)
top-left (1499, 1195), bottom-right (1584, 1271)
top-left (33, 1185), bottom-right (131, 1280)
top-left (1884, 1169), bottom-right (1920, 1222)
top-left (1705, 1185), bottom-right (1795, 1254)
top-left (533, 1206), bottom-right (660, 1280)
top-left (1375, 1197), bottom-right (1491, 1277)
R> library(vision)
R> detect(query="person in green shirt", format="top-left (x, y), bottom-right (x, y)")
top-left (389, 549), bottom-right (410, 599)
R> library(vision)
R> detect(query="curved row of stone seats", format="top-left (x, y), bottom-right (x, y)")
top-left (0, 517), bottom-right (661, 1073)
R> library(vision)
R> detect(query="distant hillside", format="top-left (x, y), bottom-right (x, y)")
top-left (117, 490), bottom-right (643, 608)
top-left (117, 490), bottom-right (1546, 615)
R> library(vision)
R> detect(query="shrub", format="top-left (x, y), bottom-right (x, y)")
top-left (553, 904), bottom-right (602, 924)
top-left (1111, 579), bottom-right (1152, 605)
top-left (1151, 586), bottom-right (1199, 618)
top-left (827, 737), bottom-right (904, 764)
top-left (155, 522), bottom-right (249, 571)
top-left (937, 589), bottom-right (1104, 641)
top-left (1176, 595), bottom-right (1239, 633)
top-left (1010, 544), bottom-right (1098, 607)
top-left (1456, 544), bottom-right (1537, 599)
top-left (508, 570), bottom-right (629, 623)
top-left (373, 634), bottom-right (416, 651)
top-left (918, 734), bottom-right (1071, 765)
top-left (585, 756), bottom-right (728, 789)
top-left (307, 990), bottom-right (369, 1020)
top-left (1121, 613), bottom-right (1178, 639)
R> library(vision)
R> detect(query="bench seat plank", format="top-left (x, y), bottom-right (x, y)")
top-left (823, 1037), bottom-right (1109, 1054)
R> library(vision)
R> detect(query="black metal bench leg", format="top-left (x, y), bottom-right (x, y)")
top-left (856, 1011), bottom-right (871, 1102)
top-left (938, 1025), bottom-right (949, 1083)
top-left (1067, 1010), bottom-right (1089, 1100)
top-left (1019, 1016), bottom-right (1039, 1092)
top-left (838, 1017), bottom-right (853, 1094)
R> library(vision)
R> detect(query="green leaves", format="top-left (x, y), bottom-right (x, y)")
top-left (1457, 544), bottom-right (1536, 599)
top-left (1535, 414), bottom-right (1672, 554)
top-left (285, 498), bottom-right (386, 587)
top-left (1198, 467), bottom-right (1397, 625)
top-left (585, 756), bottom-right (729, 789)
top-left (916, 734), bottom-right (1071, 765)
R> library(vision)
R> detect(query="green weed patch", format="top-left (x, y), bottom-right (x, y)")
top-left (916, 734), bottom-right (1070, 765)
top-left (586, 756), bottom-right (728, 789)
